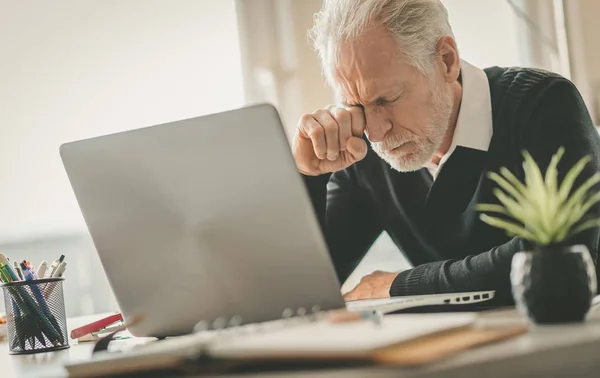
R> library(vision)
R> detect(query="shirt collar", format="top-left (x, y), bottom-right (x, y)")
top-left (451, 59), bottom-right (493, 152)
top-left (423, 60), bottom-right (493, 178)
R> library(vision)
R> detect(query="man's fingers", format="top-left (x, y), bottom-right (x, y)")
top-left (329, 107), bottom-right (352, 152)
top-left (343, 291), bottom-right (357, 301)
top-left (347, 106), bottom-right (366, 137)
top-left (346, 137), bottom-right (368, 162)
top-left (298, 114), bottom-right (326, 160)
top-left (312, 109), bottom-right (340, 161)
top-left (294, 105), bottom-right (367, 175)
top-left (343, 286), bottom-right (368, 301)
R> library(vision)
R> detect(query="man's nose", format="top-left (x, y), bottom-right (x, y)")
top-left (364, 109), bottom-right (392, 143)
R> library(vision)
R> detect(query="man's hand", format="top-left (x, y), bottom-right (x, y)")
top-left (292, 105), bottom-right (368, 176)
top-left (343, 271), bottom-right (399, 301)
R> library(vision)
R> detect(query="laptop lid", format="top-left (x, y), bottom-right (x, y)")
top-left (60, 104), bottom-right (345, 337)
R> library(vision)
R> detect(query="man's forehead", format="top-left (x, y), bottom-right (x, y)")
top-left (333, 36), bottom-right (415, 103)
top-left (334, 69), bottom-right (411, 104)
top-left (336, 40), bottom-right (400, 80)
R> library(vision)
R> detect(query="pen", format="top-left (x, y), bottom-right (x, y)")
top-left (48, 255), bottom-right (65, 278)
top-left (23, 260), bottom-right (37, 279)
top-left (0, 254), bottom-right (20, 282)
top-left (20, 263), bottom-right (37, 281)
top-left (0, 265), bottom-right (27, 349)
top-left (0, 263), bottom-right (11, 283)
top-left (44, 262), bottom-right (67, 299)
top-left (24, 260), bottom-right (35, 275)
top-left (21, 263), bottom-right (55, 319)
top-left (13, 261), bottom-right (23, 281)
top-left (37, 261), bottom-right (48, 279)
top-left (51, 262), bottom-right (67, 278)
top-left (0, 262), bottom-right (23, 320)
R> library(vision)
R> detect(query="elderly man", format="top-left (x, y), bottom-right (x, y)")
top-left (293, 0), bottom-right (600, 304)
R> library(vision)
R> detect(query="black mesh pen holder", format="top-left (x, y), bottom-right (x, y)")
top-left (1, 277), bottom-right (69, 354)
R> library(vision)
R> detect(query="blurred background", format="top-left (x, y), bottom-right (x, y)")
top-left (1, 0), bottom-right (599, 315)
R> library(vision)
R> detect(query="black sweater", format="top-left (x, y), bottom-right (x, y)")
top-left (304, 67), bottom-right (600, 304)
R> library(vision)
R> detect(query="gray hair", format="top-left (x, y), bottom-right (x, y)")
top-left (309, 0), bottom-right (455, 86)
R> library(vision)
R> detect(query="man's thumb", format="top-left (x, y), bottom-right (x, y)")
top-left (346, 137), bottom-right (368, 162)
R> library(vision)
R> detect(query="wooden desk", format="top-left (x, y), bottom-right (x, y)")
top-left (3, 310), bottom-right (600, 378)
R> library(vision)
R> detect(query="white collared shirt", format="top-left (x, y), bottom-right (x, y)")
top-left (425, 60), bottom-right (493, 179)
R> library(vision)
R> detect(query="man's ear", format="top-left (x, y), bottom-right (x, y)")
top-left (437, 36), bottom-right (460, 83)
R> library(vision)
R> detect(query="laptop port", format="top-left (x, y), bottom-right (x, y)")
top-left (474, 295), bottom-right (481, 300)
top-left (455, 298), bottom-right (460, 302)
top-left (462, 297), bottom-right (470, 301)
top-left (483, 293), bottom-right (489, 299)
top-left (444, 299), bottom-right (450, 304)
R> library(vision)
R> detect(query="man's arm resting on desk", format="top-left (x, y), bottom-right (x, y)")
top-left (343, 237), bottom-right (531, 302)
top-left (389, 230), bottom-right (598, 303)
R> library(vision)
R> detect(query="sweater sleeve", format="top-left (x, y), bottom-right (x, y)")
top-left (303, 167), bottom-right (384, 283)
top-left (390, 77), bottom-right (600, 303)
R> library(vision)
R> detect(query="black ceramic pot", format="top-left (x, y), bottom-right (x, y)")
top-left (510, 244), bottom-right (597, 324)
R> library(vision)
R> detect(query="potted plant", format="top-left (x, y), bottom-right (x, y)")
top-left (477, 147), bottom-right (599, 324)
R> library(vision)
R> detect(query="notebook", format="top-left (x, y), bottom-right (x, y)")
top-left (64, 313), bottom-right (527, 377)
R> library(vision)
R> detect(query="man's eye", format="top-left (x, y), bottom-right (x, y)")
top-left (391, 93), bottom-right (404, 103)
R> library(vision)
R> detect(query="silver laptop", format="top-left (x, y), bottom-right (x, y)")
top-left (60, 104), bottom-right (494, 338)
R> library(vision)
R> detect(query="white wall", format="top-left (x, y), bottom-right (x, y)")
top-left (0, 0), bottom-right (244, 242)
top-left (443, 0), bottom-right (529, 68)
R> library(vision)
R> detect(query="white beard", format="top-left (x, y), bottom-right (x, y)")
top-left (371, 79), bottom-right (454, 172)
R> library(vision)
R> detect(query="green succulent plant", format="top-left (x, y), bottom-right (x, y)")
top-left (477, 147), bottom-right (600, 246)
